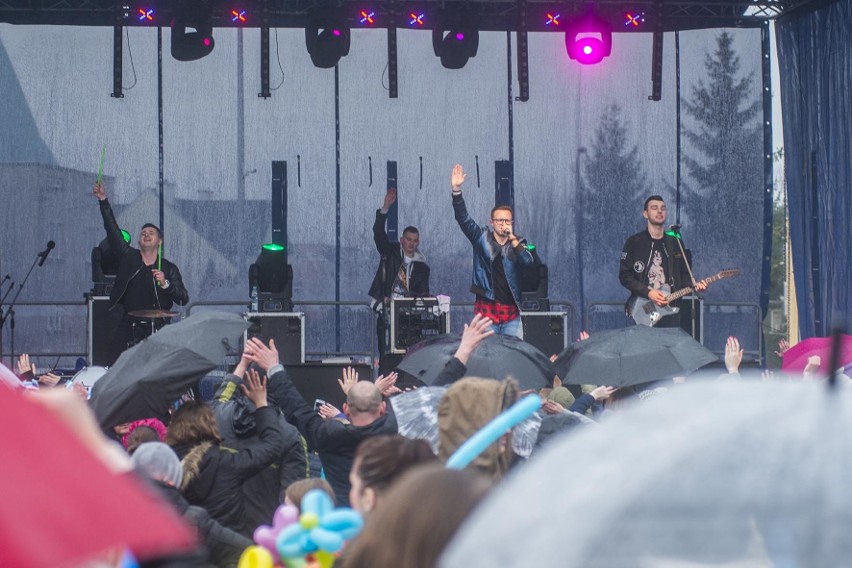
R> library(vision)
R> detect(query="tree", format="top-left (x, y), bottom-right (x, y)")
top-left (681, 31), bottom-right (762, 262)
top-left (579, 103), bottom-right (648, 287)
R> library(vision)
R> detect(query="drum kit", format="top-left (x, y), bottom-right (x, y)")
top-left (73, 310), bottom-right (177, 394)
top-left (127, 309), bottom-right (177, 348)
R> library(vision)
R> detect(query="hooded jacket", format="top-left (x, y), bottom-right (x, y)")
top-left (368, 209), bottom-right (430, 303)
top-left (211, 374), bottom-right (309, 531)
top-left (172, 405), bottom-right (285, 537)
top-left (438, 377), bottom-right (519, 480)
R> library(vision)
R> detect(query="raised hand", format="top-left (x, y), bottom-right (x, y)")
top-left (578, 330), bottom-right (590, 342)
top-left (374, 372), bottom-right (399, 397)
top-left (774, 339), bottom-right (790, 358)
top-left (590, 385), bottom-right (618, 401)
top-left (93, 181), bottom-right (106, 201)
top-left (541, 399), bottom-right (566, 415)
top-left (16, 353), bottom-right (35, 378)
top-left (803, 355), bottom-right (821, 380)
top-left (724, 336), bottom-right (744, 374)
top-left (451, 164), bottom-right (466, 191)
top-left (337, 366), bottom-right (359, 396)
top-left (242, 337), bottom-right (280, 371)
top-left (382, 187), bottom-right (397, 211)
top-left (318, 403), bottom-right (342, 420)
top-left (241, 368), bottom-right (268, 408)
top-left (455, 314), bottom-right (494, 365)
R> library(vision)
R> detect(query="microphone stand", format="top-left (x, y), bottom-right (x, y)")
top-left (0, 252), bottom-right (45, 366)
top-left (670, 229), bottom-right (701, 342)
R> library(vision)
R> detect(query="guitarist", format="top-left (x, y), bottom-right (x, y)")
top-left (619, 195), bottom-right (707, 330)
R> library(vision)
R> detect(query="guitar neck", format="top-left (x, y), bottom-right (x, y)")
top-left (665, 273), bottom-right (725, 302)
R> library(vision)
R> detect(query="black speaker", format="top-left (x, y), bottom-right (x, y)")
top-left (243, 313), bottom-right (304, 365)
top-left (285, 364), bottom-right (372, 409)
top-left (88, 295), bottom-right (123, 366)
top-left (521, 312), bottom-right (568, 358)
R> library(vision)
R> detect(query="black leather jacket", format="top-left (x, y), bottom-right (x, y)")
top-left (99, 199), bottom-right (189, 312)
top-left (368, 209), bottom-right (430, 304)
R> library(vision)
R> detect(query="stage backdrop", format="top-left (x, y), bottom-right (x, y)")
top-left (0, 25), bottom-right (767, 364)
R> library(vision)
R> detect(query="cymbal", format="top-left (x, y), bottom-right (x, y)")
top-left (128, 309), bottom-right (178, 319)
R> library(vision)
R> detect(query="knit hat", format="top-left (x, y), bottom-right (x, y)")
top-left (548, 386), bottom-right (576, 409)
top-left (131, 442), bottom-right (184, 488)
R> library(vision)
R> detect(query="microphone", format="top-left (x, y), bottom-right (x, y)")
top-left (37, 241), bottom-right (56, 267)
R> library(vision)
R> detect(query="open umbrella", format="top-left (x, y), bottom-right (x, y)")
top-left (90, 310), bottom-right (249, 428)
top-left (397, 334), bottom-right (555, 391)
top-left (553, 326), bottom-right (718, 387)
top-left (390, 386), bottom-right (544, 459)
top-left (441, 380), bottom-right (852, 567)
top-left (782, 334), bottom-right (852, 372)
top-left (0, 386), bottom-right (195, 566)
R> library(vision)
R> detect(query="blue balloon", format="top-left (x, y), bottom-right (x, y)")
top-left (446, 394), bottom-right (541, 470)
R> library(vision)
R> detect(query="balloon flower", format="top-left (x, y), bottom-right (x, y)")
top-left (240, 489), bottom-right (363, 568)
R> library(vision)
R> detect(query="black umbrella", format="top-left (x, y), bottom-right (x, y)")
top-left (89, 310), bottom-right (249, 428)
top-left (396, 333), bottom-right (555, 391)
top-left (553, 326), bottom-right (718, 388)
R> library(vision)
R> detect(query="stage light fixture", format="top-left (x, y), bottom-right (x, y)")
top-left (249, 244), bottom-right (293, 312)
top-left (359, 10), bottom-right (376, 25)
top-left (432, 25), bottom-right (479, 69)
top-left (171, 0), bottom-right (215, 61)
top-left (231, 9), bottom-right (247, 23)
top-left (565, 13), bottom-right (612, 65)
top-left (409, 12), bottom-right (425, 26)
top-left (306, 20), bottom-right (351, 68)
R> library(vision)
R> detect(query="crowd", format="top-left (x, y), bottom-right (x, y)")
top-left (1, 316), bottom-right (847, 568)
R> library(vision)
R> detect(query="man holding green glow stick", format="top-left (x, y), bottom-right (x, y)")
top-left (92, 180), bottom-right (189, 364)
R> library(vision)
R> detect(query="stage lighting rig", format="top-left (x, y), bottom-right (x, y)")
top-left (170, 0), bottom-right (215, 61)
top-left (432, 19), bottom-right (479, 69)
top-left (306, 17), bottom-right (351, 68)
top-left (249, 243), bottom-right (294, 313)
top-left (565, 12), bottom-right (612, 65)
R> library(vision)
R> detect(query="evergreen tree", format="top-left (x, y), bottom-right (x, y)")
top-left (681, 31), bottom-right (762, 268)
top-left (580, 103), bottom-right (648, 284)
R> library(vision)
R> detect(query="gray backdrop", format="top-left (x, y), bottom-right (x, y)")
top-left (0, 25), bottom-right (765, 365)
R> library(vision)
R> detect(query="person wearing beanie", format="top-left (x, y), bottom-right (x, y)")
top-left (92, 180), bottom-right (189, 364)
top-left (132, 442), bottom-right (251, 568)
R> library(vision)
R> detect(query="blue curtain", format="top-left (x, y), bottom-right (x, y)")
top-left (775, 0), bottom-right (852, 338)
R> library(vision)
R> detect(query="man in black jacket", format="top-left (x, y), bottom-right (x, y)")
top-left (368, 187), bottom-right (430, 371)
top-left (93, 181), bottom-right (189, 364)
top-left (242, 336), bottom-right (398, 507)
top-left (619, 195), bottom-right (706, 330)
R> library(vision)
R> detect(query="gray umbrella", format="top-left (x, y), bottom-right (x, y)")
top-left (89, 310), bottom-right (249, 428)
top-left (441, 379), bottom-right (852, 567)
top-left (553, 326), bottom-right (718, 387)
top-left (397, 334), bottom-right (555, 391)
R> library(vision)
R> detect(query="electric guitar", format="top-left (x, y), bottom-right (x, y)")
top-left (630, 269), bottom-right (740, 327)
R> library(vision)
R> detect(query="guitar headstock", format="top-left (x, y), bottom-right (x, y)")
top-left (715, 268), bottom-right (740, 280)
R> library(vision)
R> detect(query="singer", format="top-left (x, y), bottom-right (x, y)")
top-left (93, 181), bottom-right (189, 364)
top-left (450, 164), bottom-right (534, 338)
top-left (619, 195), bottom-right (707, 329)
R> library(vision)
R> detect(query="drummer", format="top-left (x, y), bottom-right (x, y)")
top-left (93, 181), bottom-right (190, 365)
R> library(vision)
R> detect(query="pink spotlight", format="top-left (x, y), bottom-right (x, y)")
top-left (333, 29), bottom-right (342, 36)
top-left (203, 37), bottom-right (211, 46)
top-left (455, 32), bottom-right (464, 41)
top-left (583, 45), bottom-right (593, 55)
top-left (565, 14), bottom-right (612, 65)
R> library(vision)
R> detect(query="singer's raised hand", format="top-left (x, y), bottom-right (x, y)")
top-left (451, 164), bottom-right (466, 192)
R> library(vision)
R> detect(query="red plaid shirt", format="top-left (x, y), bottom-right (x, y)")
top-left (474, 297), bottom-right (520, 324)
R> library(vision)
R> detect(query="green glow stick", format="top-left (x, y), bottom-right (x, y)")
top-left (97, 146), bottom-right (106, 183)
